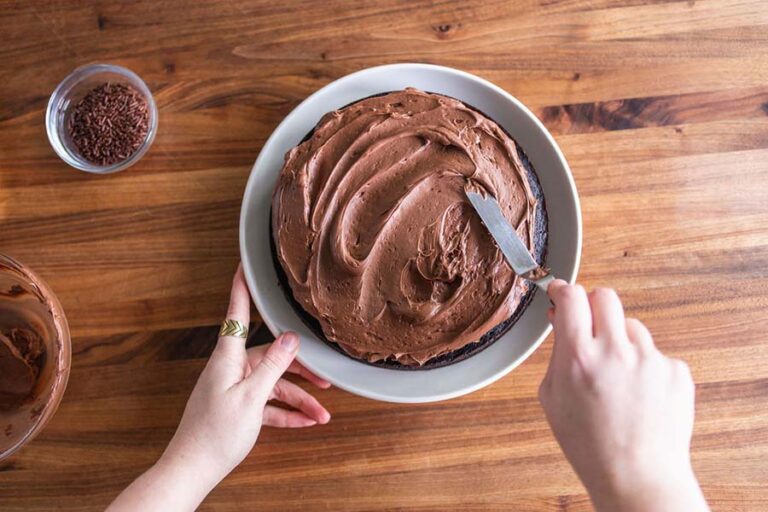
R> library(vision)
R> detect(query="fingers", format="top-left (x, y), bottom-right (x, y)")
top-left (208, 265), bottom-right (253, 385)
top-left (670, 358), bottom-right (695, 390)
top-left (547, 278), bottom-right (568, 297)
top-left (216, 265), bottom-right (252, 356)
top-left (270, 378), bottom-right (331, 424)
top-left (288, 361), bottom-right (332, 389)
top-left (246, 345), bottom-right (332, 389)
top-left (626, 318), bottom-right (656, 354)
top-left (588, 288), bottom-right (627, 340)
top-left (548, 279), bottom-right (593, 345)
top-left (244, 332), bottom-right (300, 402)
top-left (263, 405), bottom-right (317, 428)
top-left (225, 264), bottom-right (251, 329)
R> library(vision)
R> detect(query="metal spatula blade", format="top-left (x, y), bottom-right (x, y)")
top-left (466, 190), bottom-right (554, 292)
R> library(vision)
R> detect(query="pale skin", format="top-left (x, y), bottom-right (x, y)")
top-left (541, 279), bottom-right (709, 512)
top-left (108, 266), bottom-right (331, 512)
top-left (109, 271), bottom-right (708, 511)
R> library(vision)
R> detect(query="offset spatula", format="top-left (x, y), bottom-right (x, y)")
top-left (466, 190), bottom-right (555, 293)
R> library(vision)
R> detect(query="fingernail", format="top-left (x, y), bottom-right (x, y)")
top-left (280, 332), bottom-right (299, 351)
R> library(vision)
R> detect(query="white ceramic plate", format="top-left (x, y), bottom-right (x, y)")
top-left (240, 63), bottom-right (581, 403)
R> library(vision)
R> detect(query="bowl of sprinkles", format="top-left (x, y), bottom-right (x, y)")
top-left (46, 64), bottom-right (158, 174)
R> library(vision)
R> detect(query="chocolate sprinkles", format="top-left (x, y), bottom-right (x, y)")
top-left (67, 83), bottom-right (149, 166)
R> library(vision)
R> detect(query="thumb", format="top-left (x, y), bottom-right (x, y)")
top-left (245, 332), bottom-right (300, 401)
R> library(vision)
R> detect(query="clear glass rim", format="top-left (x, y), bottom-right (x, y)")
top-left (45, 63), bottom-right (158, 174)
top-left (0, 254), bottom-right (71, 461)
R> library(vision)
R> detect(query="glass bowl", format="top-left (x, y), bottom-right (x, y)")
top-left (45, 63), bottom-right (158, 174)
top-left (0, 254), bottom-right (71, 460)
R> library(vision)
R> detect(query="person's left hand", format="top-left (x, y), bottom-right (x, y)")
top-left (159, 265), bottom-right (331, 486)
top-left (108, 265), bottom-right (331, 512)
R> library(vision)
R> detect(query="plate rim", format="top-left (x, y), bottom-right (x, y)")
top-left (240, 62), bottom-right (582, 403)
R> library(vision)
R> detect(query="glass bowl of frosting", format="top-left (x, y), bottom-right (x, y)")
top-left (0, 254), bottom-right (70, 460)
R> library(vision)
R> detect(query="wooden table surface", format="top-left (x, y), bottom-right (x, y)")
top-left (2, 0), bottom-right (768, 510)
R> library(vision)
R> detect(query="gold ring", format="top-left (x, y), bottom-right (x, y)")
top-left (219, 319), bottom-right (249, 338)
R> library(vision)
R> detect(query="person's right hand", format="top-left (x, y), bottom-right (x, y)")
top-left (538, 280), bottom-right (709, 512)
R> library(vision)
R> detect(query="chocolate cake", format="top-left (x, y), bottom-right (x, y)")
top-left (271, 88), bottom-right (547, 369)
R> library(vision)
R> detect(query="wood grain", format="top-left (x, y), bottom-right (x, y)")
top-left (1, 0), bottom-right (767, 510)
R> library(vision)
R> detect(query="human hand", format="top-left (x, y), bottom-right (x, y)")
top-left (108, 265), bottom-right (330, 511)
top-left (162, 265), bottom-right (331, 483)
top-left (538, 280), bottom-right (708, 512)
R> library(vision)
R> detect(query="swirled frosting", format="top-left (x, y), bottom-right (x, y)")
top-left (272, 89), bottom-right (538, 366)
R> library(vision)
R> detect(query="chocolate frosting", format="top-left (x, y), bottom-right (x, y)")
top-left (272, 89), bottom-right (538, 365)
top-left (0, 329), bottom-right (44, 410)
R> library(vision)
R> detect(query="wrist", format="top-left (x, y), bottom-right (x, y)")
top-left (589, 463), bottom-right (708, 512)
top-left (108, 449), bottom-right (225, 512)
top-left (152, 446), bottom-right (224, 506)
top-left (161, 431), bottom-right (233, 488)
